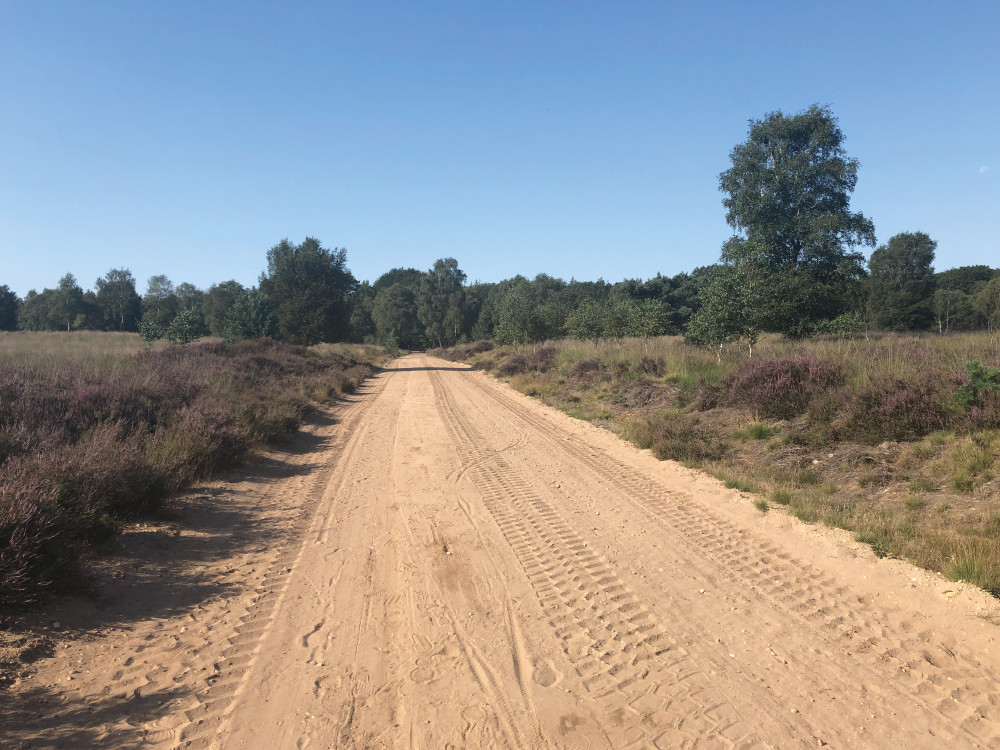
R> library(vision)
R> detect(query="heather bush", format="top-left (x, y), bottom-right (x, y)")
top-left (0, 338), bottom-right (378, 606)
top-left (967, 390), bottom-right (1000, 430)
top-left (0, 483), bottom-right (64, 606)
top-left (532, 346), bottom-right (557, 370)
top-left (637, 356), bottom-right (666, 377)
top-left (645, 415), bottom-right (727, 462)
top-left (694, 381), bottom-right (721, 411)
top-left (844, 371), bottom-right (960, 443)
top-left (571, 358), bottom-right (603, 380)
top-left (47, 422), bottom-right (164, 537)
top-left (470, 340), bottom-right (494, 354)
top-left (612, 360), bottom-right (632, 379)
top-left (715, 356), bottom-right (846, 419)
top-left (497, 354), bottom-right (529, 376)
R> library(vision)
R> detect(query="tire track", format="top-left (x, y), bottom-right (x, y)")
top-left (429, 370), bottom-right (772, 748)
top-left (462, 369), bottom-right (1000, 747)
top-left (170, 375), bottom-right (389, 748)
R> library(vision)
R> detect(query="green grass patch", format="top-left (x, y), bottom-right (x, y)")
top-left (715, 470), bottom-right (758, 493)
top-left (771, 489), bottom-right (794, 506)
top-left (788, 500), bottom-right (819, 523)
top-left (947, 552), bottom-right (1000, 597)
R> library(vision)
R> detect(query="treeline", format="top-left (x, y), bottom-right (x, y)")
top-left (3, 106), bottom-right (999, 348)
top-left (2, 246), bottom-right (998, 350)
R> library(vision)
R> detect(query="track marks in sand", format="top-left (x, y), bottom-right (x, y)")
top-left (142, 376), bottom-right (387, 749)
top-left (462, 369), bottom-right (1000, 747)
top-left (430, 370), bottom-right (766, 749)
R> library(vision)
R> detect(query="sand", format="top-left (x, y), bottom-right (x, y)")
top-left (3, 353), bottom-right (1000, 748)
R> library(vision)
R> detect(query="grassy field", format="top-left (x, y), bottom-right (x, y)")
top-left (440, 332), bottom-right (1000, 596)
top-left (0, 332), bottom-right (390, 607)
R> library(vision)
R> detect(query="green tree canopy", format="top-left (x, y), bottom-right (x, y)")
top-left (348, 281), bottom-right (377, 343)
top-left (933, 288), bottom-right (973, 333)
top-left (203, 280), bottom-right (247, 336)
top-left (373, 283), bottom-right (423, 349)
top-left (716, 105), bottom-right (875, 335)
top-left (935, 265), bottom-right (997, 295)
top-left (418, 258), bottom-right (466, 348)
top-left (142, 275), bottom-right (179, 330)
top-left (373, 267), bottom-right (425, 293)
top-left (49, 273), bottom-right (85, 332)
top-left (866, 231), bottom-right (936, 330)
top-left (0, 285), bottom-right (19, 331)
top-left (259, 237), bottom-right (357, 345)
top-left (494, 281), bottom-right (543, 346)
top-left (224, 288), bottom-right (277, 343)
top-left (95, 268), bottom-right (141, 331)
top-left (685, 248), bottom-right (766, 357)
top-left (973, 277), bottom-right (1000, 332)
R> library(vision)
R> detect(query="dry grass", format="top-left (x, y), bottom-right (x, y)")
top-left (0, 331), bottom-right (148, 374)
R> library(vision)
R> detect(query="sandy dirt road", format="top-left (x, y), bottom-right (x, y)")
top-left (4, 352), bottom-right (1000, 748)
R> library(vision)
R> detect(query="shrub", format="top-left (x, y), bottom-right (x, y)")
top-left (470, 339), bottom-right (494, 354)
top-left (637, 356), bottom-right (666, 377)
top-left (648, 416), bottom-right (727, 462)
top-left (694, 382), bottom-right (721, 411)
top-left (497, 355), bottom-right (529, 376)
top-left (967, 389), bottom-right (1000, 430)
top-left (612, 360), bottom-right (632, 379)
top-left (571, 359), bottom-right (603, 380)
top-left (716, 356), bottom-right (846, 419)
top-left (532, 346), bottom-right (557, 370)
top-left (0, 339), bottom-right (378, 606)
top-left (0, 483), bottom-right (64, 606)
top-left (844, 371), bottom-right (959, 443)
top-left (955, 361), bottom-right (1000, 410)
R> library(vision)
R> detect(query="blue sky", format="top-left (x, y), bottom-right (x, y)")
top-left (1, 1), bottom-right (997, 297)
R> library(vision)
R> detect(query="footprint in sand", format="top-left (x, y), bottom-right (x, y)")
top-left (532, 660), bottom-right (560, 688)
top-left (410, 666), bottom-right (436, 684)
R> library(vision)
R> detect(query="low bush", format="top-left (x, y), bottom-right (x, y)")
top-left (0, 339), bottom-right (378, 607)
top-left (843, 371), bottom-right (959, 443)
top-left (648, 416), bottom-right (727, 463)
top-left (571, 358), bottom-right (603, 380)
top-left (470, 339), bottom-right (494, 354)
top-left (0, 482), bottom-right (64, 607)
top-left (715, 356), bottom-right (846, 419)
top-left (497, 354), bottom-right (529, 376)
top-left (637, 356), bottom-right (666, 377)
top-left (532, 346), bottom-right (557, 370)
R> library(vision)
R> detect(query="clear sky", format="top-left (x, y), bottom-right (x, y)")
top-left (1, 1), bottom-right (997, 297)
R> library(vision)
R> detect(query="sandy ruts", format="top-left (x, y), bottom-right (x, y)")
top-left (4, 352), bottom-right (1000, 749)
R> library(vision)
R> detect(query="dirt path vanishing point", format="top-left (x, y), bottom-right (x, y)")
top-left (4, 352), bottom-right (1000, 749)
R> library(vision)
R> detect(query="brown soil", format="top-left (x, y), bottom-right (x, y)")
top-left (3, 353), bottom-right (1000, 748)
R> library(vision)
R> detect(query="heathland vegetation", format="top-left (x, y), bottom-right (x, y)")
top-left (0, 334), bottom-right (384, 606)
top-left (2, 104), bottom-right (998, 604)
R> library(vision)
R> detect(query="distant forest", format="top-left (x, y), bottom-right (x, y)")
top-left (3, 106), bottom-right (998, 349)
